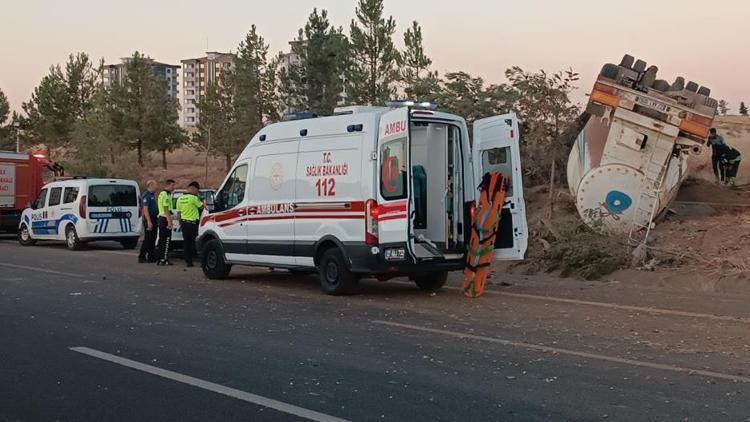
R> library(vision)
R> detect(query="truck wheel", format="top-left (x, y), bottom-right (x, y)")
top-left (652, 79), bottom-right (670, 92)
top-left (620, 54), bottom-right (635, 68)
top-left (201, 239), bottom-right (231, 279)
top-left (318, 248), bottom-right (358, 295)
top-left (65, 226), bottom-right (83, 251)
top-left (686, 81), bottom-right (699, 93)
top-left (600, 64), bottom-right (619, 80)
top-left (412, 272), bottom-right (449, 291)
top-left (18, 224), bottom-right (36, 246)
top-left (120, 238), bottom-right (139, 250)
top-left (698, 86), bottom-right (711, 97)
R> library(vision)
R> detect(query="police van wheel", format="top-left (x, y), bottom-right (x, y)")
top-left (120, 238), bottom-right (139, 250)
top-left (201, 239), bottom-right (231, 280)
top-left (318, 248), bottom-right (359, 295)
top-left (65, 226), bottom-right (83, 251)
top-left (18, 224), bottom-right (36, 246)
top-left (412, 272), bottom-right (448, 291)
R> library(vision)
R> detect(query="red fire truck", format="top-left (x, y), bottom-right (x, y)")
top-left (0, 150), bottom-right (63, 233)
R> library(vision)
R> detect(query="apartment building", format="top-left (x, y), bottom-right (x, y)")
top-left (180, 52), bottom-right (236, 128)
top-left (103, 57), bottom-right (180, 99)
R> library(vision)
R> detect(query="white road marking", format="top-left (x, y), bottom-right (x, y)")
top-left (373, 320), bottom-right (750, 384)
top-left (490, 291), bottom-right (750, 324)
top-left (0, 262), bottom-right (84, 278)
top-left (69, 347), bottom-right (349, 422)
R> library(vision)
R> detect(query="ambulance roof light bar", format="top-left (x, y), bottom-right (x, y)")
top-left (386, 100), bottom-right (438, 110)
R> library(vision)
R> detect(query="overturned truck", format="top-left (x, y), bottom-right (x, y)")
top-left (567, 54), bottom-right (718, 241)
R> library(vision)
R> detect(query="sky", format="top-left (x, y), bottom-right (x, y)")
top-left (2, 0), bottom-right (749, 112)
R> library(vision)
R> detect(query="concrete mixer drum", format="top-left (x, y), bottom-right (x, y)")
top-left (576, 164), bottom-right (655, 233)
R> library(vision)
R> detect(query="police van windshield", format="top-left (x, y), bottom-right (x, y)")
top-left (88, 185), bottom-right (137, 207)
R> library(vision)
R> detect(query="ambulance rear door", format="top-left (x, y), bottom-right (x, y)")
top-left (472, 113), bottom-right (528, 260)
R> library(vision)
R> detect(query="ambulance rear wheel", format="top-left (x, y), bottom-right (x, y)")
top-left (18, 224), bottom-right (36, 246)
top-left (412, 271), bottom-right (448, 291)
top-left (201, 239), bottom-right (232, 279)
top-left (318, 248), bottom-right (359, 295)
top-left (65, 226), bottom-right (83, 251)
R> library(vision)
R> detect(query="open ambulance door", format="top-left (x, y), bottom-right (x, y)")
top-left (472, 113), bottom-right (528, 260)
top-left (376, 107), bottom-right (415, 262)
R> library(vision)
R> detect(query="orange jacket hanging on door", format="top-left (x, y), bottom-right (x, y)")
top-left (463, 172), bottom-right (508, 298)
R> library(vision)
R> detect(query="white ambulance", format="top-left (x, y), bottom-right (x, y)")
top-left (18, 178), bottom-right (142, 250)
top-left (198, 104), bottom-right (528, 294)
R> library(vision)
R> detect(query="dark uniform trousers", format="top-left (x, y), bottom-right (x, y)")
top-left (181, 220), bottom-right (199, 265)
top-left (156, 216), bottom-right (172, 262)
top-left (138, 219), bottom-right (158, 261)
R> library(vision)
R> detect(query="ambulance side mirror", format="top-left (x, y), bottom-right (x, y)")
top-left (27, 202), bottom-right (35, 210)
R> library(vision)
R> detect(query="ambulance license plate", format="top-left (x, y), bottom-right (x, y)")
top-left (384, 247), bottom-right (405, 261)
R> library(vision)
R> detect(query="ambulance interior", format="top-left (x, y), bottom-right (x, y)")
top-left (409, 122), bottom-right (465, 259)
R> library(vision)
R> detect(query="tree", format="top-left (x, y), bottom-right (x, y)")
top-left (505, 67), bottom-right (581, 185)
top-left (437, 72), bottom-right (515, 126)
top-left (110, 51), bottom-right (185, 167)
top-left (68, 83), bottom-right (120, 177)
top-left (22, 53), bottom-right (98, 152)
top-left (0, 88), bottom-right (9, 127)
top-left (718, 99), bottom-right (730, 116)
top-left (192, 79), bottom-right (237, 171)
top-left (279, 9), bottom-right (349, 114)
top-left (400, 21), bottom-right (440, 102)
top-left (740, 101), bottom-right (748, 116)
top-left (230, 26), bottom-right (280, 153)
top-left (347, 0), bottom-right (400, 105)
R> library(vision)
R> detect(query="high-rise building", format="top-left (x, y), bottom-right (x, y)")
top-left (102, 57), bottom-right (180, 99)
top-left (180, 52), bottom-right (236, 129)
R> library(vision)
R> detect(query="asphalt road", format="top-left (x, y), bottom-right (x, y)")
top-left (1, 238), bottom-right (749, 421)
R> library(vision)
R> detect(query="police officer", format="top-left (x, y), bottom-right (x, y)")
top-left (175, 181), bottom-right (204, 267)
top-left (138, 180), bottom-right (158, 263)
top-left (156, 179), bottom-right (176, 266)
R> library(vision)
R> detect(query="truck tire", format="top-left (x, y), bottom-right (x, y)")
top-left (65, 226), bottom-right (83, 251)
top-left (412, 272), bottom-right (448, 292)
top-left (600, 64), bottom-right (619, 80)
top-left (120, 238), bottom-right (139, 250)
top-left (318, 248), bottom-right (359, 295)
top-left (201, 239), bottom-right (232, 279)
top-left (641, 65), bottom-right (658, 88)
top-left (18, 224), bottom-right (36, 246)
top-left (672, 77), bottom-right (685, 91)
top-left (697, 86), bottom-right (711, 97)
top-left (620, 54), bottom-right (635, 68)
top-left (633, 59), bottom-right (647, 73)
top-left (652, 79), bottom-right (670, 92)
top-left (686, 81), bottom-right (699, 93)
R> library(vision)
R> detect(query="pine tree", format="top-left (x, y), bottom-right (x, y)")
top-left (0, 88), bottom-right (9, 149)
top-left (347, 0), bottom-right (400, 105)
top-left (22, 53), bottom-right (98, 152)
top-left (740, 101), bottom-right (748, 116)
top-left (718, 99), bottom-right (730, 116)
top-left (280, 9), bottom-right (349, 114)
top-left (110, 51), bottom-right (185, 167)
top-left (193, 78), bottom-right (237, 171)
top-left (400, 21), bottom-right (440, 102)
top-left (230, 25), bottom-right (280, 147)
top-left (0, 88), bottom-right (9, 127)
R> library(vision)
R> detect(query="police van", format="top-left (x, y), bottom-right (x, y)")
top-left (198, 104), bottom-right (528, 294)
top-left (18, 178), bottom-right (142, 250)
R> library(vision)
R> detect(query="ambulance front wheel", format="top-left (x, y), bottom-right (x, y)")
top-left (412, 271), bottom-right (448, 291)
top-left (18, 224), bottom-right (36, 246)
top-left (318, 248), bottom-right (359, 295)
top-left (201, 239), bottom-right (232, 279)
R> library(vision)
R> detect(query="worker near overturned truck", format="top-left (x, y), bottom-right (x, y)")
top-left (708, 128), bottom-right (727, 182)
top-left (716, 142), bottom-right (742, 187)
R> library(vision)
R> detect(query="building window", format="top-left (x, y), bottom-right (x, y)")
top-left (187, 107), bottom-right (195, 113)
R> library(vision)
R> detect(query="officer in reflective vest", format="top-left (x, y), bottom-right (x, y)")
top-left (156, 179), bottom-right (176, 266)
top-left (176, 181), bottom-right (204, 267)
